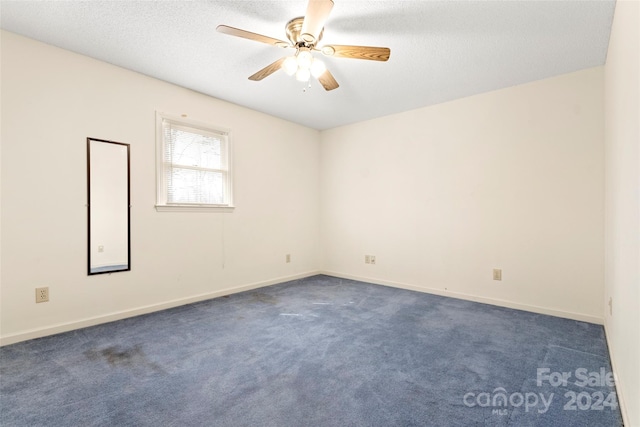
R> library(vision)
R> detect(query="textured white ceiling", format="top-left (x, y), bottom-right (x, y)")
top-left (1, 0), bottom-right (615, 130)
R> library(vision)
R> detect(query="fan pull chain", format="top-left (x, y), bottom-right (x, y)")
top-left (302, 82), bottom-right (312, 93)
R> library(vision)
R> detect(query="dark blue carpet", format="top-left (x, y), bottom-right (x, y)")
top-left (0, 275), bottom-right (623, 426)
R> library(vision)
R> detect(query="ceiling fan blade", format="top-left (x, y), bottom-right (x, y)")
top-left (316, 68), bottom-right (339, 91)
top-left (300, 0), bottom-right (334, 44)
top-left (320, 45), bottom-right (390, 61)
top-left (248, 57), bottom-right (287, 81)
top-left (217, 25), bottom-right (290, 48)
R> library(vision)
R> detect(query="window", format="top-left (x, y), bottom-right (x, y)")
top-left (156, 112), bottom-right (233, 211)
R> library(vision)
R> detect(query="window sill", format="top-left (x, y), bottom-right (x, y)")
top-left (155, 204), bottom-right (235, 213)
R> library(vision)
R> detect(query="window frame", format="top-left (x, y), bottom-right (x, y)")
top-left (155, 111), bottom-right (234, 212)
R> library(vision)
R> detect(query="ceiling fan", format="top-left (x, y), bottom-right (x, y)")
top-left (217, 0), bottom-right (390, 91)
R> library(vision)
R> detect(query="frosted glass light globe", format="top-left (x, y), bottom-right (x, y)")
top-left (282, 56), bottom-right (298, 76)
top-left (310, 58), bottom-right (326, 78)
top-left (296, 50), bottom-right (313, 69)
top-left (296, 67), bottom-right (311, 82)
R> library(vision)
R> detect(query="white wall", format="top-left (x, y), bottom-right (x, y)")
top-left (321, 67), bottom-right (605, 323)
top-left (0, 31), bottom-right (321, 344)
top-left (604, 1), bottom-right (640, 425)
top-left (0, 31), bottom-right (610, 336)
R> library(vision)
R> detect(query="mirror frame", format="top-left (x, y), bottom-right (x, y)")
top-left (87, 137), bottom-right (131, 275)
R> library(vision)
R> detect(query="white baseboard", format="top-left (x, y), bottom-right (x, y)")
top-left (1, 270), bottom-right (604, 343)
top-left (0, 271), bottom-right (320, 346)
top-left (321, 270), bottom-right (604, 325)
top-left (603, 320), bottom-right (631, 427)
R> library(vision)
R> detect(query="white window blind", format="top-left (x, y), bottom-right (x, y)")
top-left (156, 113), bottom-right (232, 210)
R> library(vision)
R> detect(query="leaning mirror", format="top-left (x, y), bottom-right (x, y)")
top-left (87, 138), bottom-right (130, 275)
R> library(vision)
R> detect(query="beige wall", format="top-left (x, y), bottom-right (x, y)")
top-left (0, 32), bottom-right (609, 332)
top-left (321, 67), bottom-right (605, 323)
top-left (604, 1), bottom-right (640, 425)
top-left (0, 31), bottom-right (321, 344)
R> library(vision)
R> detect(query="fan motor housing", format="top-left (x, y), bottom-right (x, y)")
top-left (286, 17), bottom-right (323, 45)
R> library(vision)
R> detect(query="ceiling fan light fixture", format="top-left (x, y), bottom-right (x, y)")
top-left (296, 49), bottom-right (313, 69)
top-left (217, 0), bottom-right (389, 92)
top-left (310, 58), bottom-right (326, 78)
top-left (296, 67), bottom-right (311, 82)
top-left (282, 56), bottom-right (298, 76)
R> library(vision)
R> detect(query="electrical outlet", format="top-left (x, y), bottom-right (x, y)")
top-left (365, 255), bottom-right (371, 264)
top-left (370, 255), bottom-right (376, 265)
top-left (493, 269), bottom-right (502, 281)
top-left (608, 297), bottom-right (613, 316)
top-left (98, 245), bottom-right (104, 253)
top-left (35, 287), bottom-right (49, 303)
top-left (286, 254), bottom-right (291, 263)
